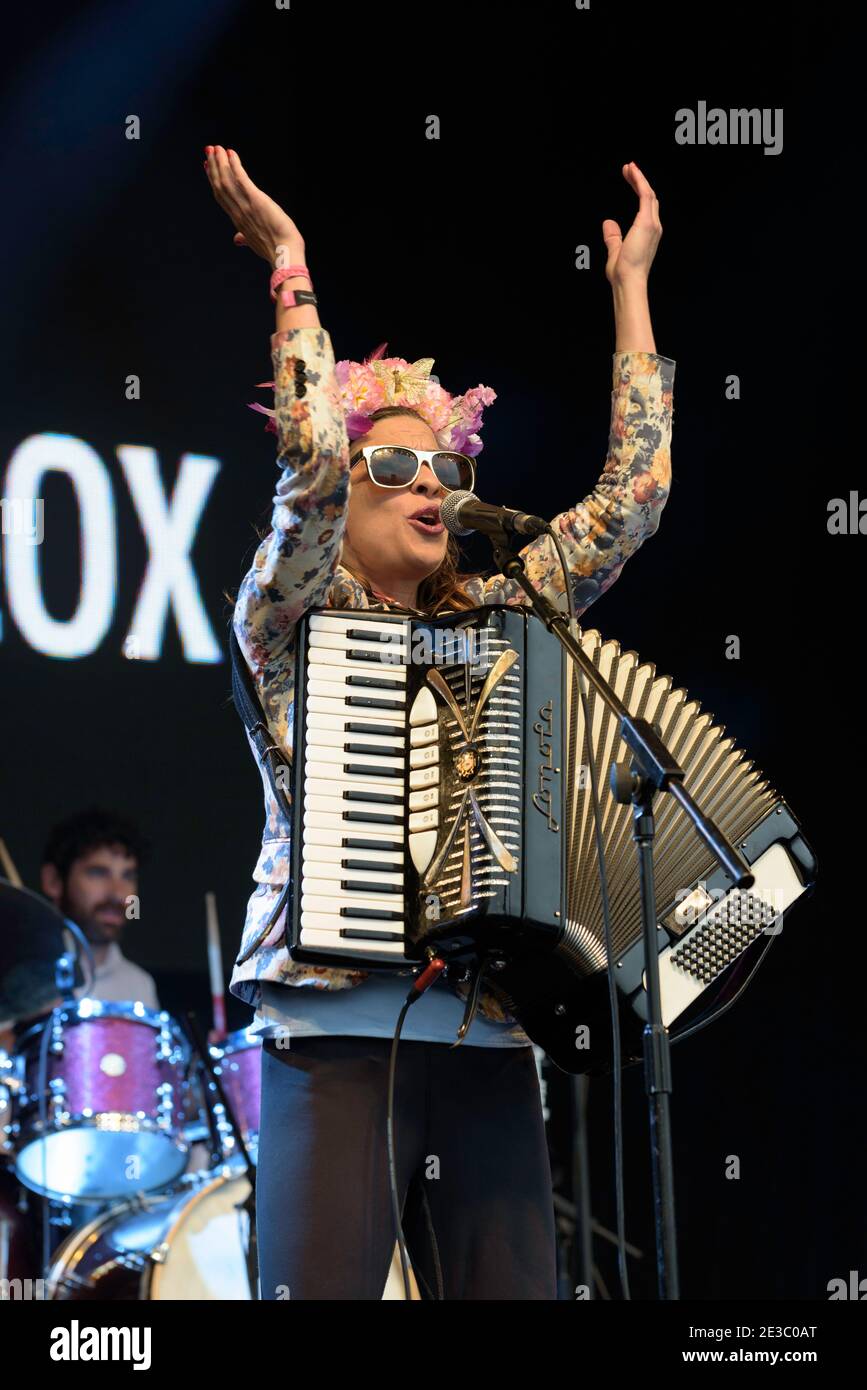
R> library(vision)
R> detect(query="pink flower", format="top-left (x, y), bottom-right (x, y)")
top-left (254, 350), bottom-right (496, 454)
top-left (418, 381), bottom-right (453, 433)
top-left (345, 412), bottom-right (373, 438)
top-left (335, 361), bottom-right (387, 417)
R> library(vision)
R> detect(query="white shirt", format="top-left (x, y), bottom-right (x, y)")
top-left (74, 940), bottom-right (160, 1011)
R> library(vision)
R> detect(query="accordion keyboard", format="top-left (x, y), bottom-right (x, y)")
top-left (298, 613), bottom-right (416, 958)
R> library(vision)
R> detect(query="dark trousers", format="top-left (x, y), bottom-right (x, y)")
top-left (256, 1035), bottom-right (559, 1300)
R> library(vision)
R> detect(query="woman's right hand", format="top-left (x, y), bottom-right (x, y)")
top-left (204, 145), bottom-right (304, 265)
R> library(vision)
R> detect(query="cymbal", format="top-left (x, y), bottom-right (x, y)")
top-left (0, 880), bottom-right (82, 1022)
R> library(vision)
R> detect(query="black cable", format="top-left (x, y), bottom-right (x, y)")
top-left (386, 959), bottom-right (449, 1302)
top-left (418, 1182), bottom-right (445, 1300)
top-left (547, 527), bottom-right (631, 1301)
top-left (387, 998), bottom-right (413, 1301)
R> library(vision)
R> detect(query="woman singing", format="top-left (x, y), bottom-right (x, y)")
top-left (204, 144), bottom-right (675, 1300)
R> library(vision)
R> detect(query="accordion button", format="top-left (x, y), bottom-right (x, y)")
top-left (410, 722), bottom-right (438, 748)
top-left (409, 808), bottom-right (439, 832)
top-left (409, 829), bottom-right (438, 875)
top-left (409, 744), bottom-right (438, 769)
top-left (409, 765), bottom-right (438, 789)
top-left (409, 688), bottom-right (437, 726)
top-left (409, 787), bottom-right (438, 811)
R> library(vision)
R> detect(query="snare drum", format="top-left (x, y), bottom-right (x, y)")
top-left (12, 1000), bottom-right (194, 1202)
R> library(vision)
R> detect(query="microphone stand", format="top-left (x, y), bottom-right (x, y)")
top-left (486, 529), bottom-right (755, 1301)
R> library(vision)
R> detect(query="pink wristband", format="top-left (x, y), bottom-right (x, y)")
top-left (270, 265), bottom-right (312, 301)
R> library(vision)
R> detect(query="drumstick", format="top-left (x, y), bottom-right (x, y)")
top-left (0, 838), bottom-right (23, 887)
top-left (205, 891), bottom-right (227, 1039)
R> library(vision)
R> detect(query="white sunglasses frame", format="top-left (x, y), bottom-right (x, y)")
top-left (349, 445), bottom-right (475, 494)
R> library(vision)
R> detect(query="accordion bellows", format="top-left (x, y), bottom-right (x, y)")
top-left (561, 628), bottom-right (777, 975)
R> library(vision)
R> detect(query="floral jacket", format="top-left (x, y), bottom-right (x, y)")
top-left (229, 325), bottom-right (676, 1023)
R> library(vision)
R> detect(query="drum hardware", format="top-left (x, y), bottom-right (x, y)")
top-left (182, 1011), bottom-right (259, 1298)
top-left (156, 1082), bottom-right (176, 1128)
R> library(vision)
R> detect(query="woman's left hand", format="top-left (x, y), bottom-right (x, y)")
top-left (603, 161), bottom-right (663, 286)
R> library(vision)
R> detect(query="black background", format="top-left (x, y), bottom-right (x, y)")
top-left (0, 0), bottom-right (859, 1300)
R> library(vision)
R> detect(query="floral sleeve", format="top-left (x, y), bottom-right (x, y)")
top-left (471, 350), bottom-right (675, 616)
top-left (233, 325), bottom-right (351, 676)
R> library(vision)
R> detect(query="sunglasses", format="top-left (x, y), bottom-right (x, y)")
top-left (349, 445), bottom-right (475, 494)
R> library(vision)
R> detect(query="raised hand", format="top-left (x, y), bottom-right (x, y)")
top-left (203, 145), bottom-right (305, 262)
top-left (602, 161), bottom-right (662, 286)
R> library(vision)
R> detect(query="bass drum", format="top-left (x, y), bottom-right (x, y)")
top-left (47, 1167), bottom-right (254, 1300)
top-left (46, 1167), bottom-right (419, 1300)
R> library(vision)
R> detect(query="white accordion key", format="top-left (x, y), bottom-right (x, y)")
top-left (305, 747), bottom-right (405, 771)
top-left (300, 859), bottom-right (404, 886)
top-left (308, 678), bottom-right (408, 705)
top-left (308, 614), bottom-right (408, 639)
top-left (308, 724), bottom-right (404, 753)
top-left (299, 923), bottom-right (406, 957)
top-left (301, 824), bottom-right (403, 853)
top-left (302, 843), bottom-right (403, 868)
top-left (409, 808), bottom-right (438, 832)
top-left (302, 892), bottom-right (403, 916)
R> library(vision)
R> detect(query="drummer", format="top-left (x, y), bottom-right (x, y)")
top-left (0, 811), bottom-right (157, 1228)
top-left (1, 808), bottom-right (213, 1199)
top-left (39, 807), bottom-right (159, 1011)
top-left (0, 807), bottom-right (158, 1047)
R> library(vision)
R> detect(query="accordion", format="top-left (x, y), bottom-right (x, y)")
top-left (288, 606), bottom-right (816, 1073)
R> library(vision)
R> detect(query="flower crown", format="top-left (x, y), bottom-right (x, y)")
top-left (249, 342), bottom-right (497, 458)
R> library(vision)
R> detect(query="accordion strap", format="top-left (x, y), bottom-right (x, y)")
top-left (228, 621), bottom-right (294, 965)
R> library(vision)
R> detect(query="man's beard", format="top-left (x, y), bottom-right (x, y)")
top-left (60, 891), bottom-right (125, 946)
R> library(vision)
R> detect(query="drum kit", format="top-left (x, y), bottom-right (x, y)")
top-left (0, 878), bottom-right (419, 1301)
top-left (0, 878), bottom-right (264, 1301)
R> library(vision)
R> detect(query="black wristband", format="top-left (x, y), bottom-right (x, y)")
top-left (282, 288), bottom-right (318, 308)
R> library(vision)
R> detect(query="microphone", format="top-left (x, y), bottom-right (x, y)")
top-left (440, 490), bottom-right (549, 540)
